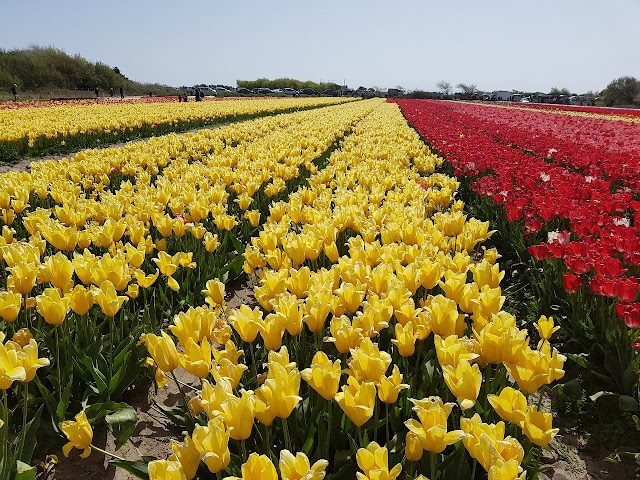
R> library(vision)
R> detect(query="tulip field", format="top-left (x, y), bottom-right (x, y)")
top-left (0, 96), bottom-right (637, 480)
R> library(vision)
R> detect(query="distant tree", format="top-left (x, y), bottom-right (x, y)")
top-left (436, 80), bottom-right (452, 95)
top-left (549, 87), bottom-right (571, 96)
top-left (456, 83), bottom-right (477, 97)
top-left (603, 76), bottom-right (640, 105)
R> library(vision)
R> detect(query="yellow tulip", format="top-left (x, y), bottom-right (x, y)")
top-left (474, 314), bottom-right (517, 365)
top-left (442, 359), bottom-right (482, 410)
top-left (471, 259), bottom-right (505, 289)
top-left (425, 295), bottom-right (466, 338)
top-left (134, 268), bottom-right (160, 289)
top-left (266, 346), bottom-right (296, 372)
top-left (356, 441), bottom-right (402, 480)
top-left (391, 322), bottom-right (418, 358)
top-left (212, 340), bottom-right (244, 366)
top-left (68, 284), bottom-right (94, 316)
top-left (224, 453), bottom-right (278, 480)
top-left (487, 387), bottom-right (528, 426)
top-left (142, 331), bottom-right (179, 373)
top-left (92, 280), bottom-right (128, 317)
top-left (197, 378), bottom-right (234, 419)
top-left (273, 293), bottom-right (304, 336)
top-left (203, 278), bottom-right (225, 306)
top-left (405, 431), bottom-right (423, 462)
top-left (244, 210), bottom-right (261, 227)
top-left (301, 351), bottom-right (342, 400)
top-left (179, 338), bottom-right (212, 378)
top-left (148, 459), bottom-right (187, 480)
top-left (377, 365), bottom-right (409, 404)
top-left (60, 411), bottom-right (93, 458)
top-left (334, 376), bottom-right (376, 427)
top-left (40, 252), bottom-right (73, 287)
top-left (258, 313), bottom-right (287, 351)
top-left (325, 315), bottom-right (365, 354)
top-left (334, 282), bottom-right (367, 314)
top-left (170, 306), bottom-right (216, 346)
top-left (520, 406), bottom-right (559, 448)
top-left (0, 290), bottom-right (21, 322)
top-left (487, 459), bottom-right (526, 480)
top-left (167, 436), bottom-right (200, 480)
top-left (192, 418), bottom-right (230, 473)
top-left (279, 450), bottom-right (328, 480)
top-left (303, 288), bottom-right (333, 333)
top-left (536, 315), bottom-right (560, 342)
top-left (0, 341), bottom-right (26, 389)
top-left (36, 287), bottom-right (71, 326)
top-left (228, 304), bottom-right (263, 343)
top-left (7, 261), bottom-right (39, 295)
top-left (405, 396), bottom-right (466, 453)
top-left (259, 361), bottom-right (301, 419)
top-left (212, 357), bottom-right (248, 389)
top-left (461, 414), bottom-right (524, 472)
top-left (221, 390), bottom-right (256, 440)
top-left (153, 251), bottom-right (179, 277)
top-left (347, 338), bottom-right (392, 384)
top-left (19, 339), bottom-right (50, 382)
top-left (434, 334), bottom-right (479, 367)
top-left (203, 231), bottom-right (219, 253)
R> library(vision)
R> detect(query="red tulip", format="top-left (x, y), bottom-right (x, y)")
top-left (563, 273), bottom-right (582, 293)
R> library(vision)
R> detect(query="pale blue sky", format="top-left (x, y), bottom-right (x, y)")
top-left (2, 0), bottom-right (638, 93)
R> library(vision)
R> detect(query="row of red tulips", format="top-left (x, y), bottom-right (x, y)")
top-left (394, 99), bottom-right (639, 398)
top-left (512, 102), bottom-right (640, 118)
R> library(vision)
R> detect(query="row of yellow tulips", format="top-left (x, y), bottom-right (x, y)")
top-left (0, 97), bottom-right (356, 161)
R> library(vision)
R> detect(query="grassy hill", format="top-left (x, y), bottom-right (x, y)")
top-left (0, 46), bottom-right (180, 100)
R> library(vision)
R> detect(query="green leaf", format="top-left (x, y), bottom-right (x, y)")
top-left (109, 352), bottom-right (131, 394)
top-left (565, 352), bottom-right (591, 368)
top-left (105, 406), bottom-right (138, 450)
top-left (15, 461), bottom-right (37, 480)
top-left (34, 376), bottom-right (60, 428)
top-left (56, 378), bottom-right (75, 422)
top-left (16, 406), bottom-right (43, 463)
top-left (79, 354), bottom-right (108, 395)
top-left (619, 395), bottom-right (640, 413)
top-left (109, 459), bottom-right (149, 480)
top-left (84, 401), bottom-right (130, 423)
top-left (230, 233), bottom-right (246, 255)
top-left (153, 402), bottom-right (186, 428)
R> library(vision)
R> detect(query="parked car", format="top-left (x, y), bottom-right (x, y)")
top-left (254, 88), bottom-right (273, 95)
top-left (282, 88), bottom-right (298, 96)
top-left (299, 88), bottom-right (319, 96)
top-left (236, 88), bottom-right (252, 95)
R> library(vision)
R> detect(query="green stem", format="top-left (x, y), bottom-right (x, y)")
top-left (55, 327), bottom-right (61, 390)
top-left (385, 403), bottom-right (390, 447)
top-left (324, 399), bottom-right (332, 461)
top-left (241, 440), bottom-right (247, 463)
top-left (1, 390), bottom-right (8, 472)
top-left (90, 444), bottom-right (126, 462)
top-left (282, 416), bottom-right (291, 451)
top-left (265, 425), bottom-right (273, 462)
top-left (170, 371), bottom-right (191, 417)
top-left (471, 459), bottom-right (477, 479)
top-left (430, 451), bottom-right (438, 480)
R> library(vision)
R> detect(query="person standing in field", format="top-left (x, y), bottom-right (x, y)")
top-left (11, 84), bottom-right (18, 101)
top-left (95, 86), bottom-right (100, 99)
top-left (120, 86), bottom-right (124, 99)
